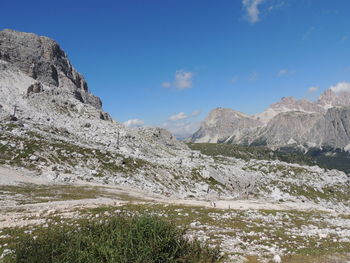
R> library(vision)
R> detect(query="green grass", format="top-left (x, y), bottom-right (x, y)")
top-left (2, 214), bottom-right (223, 263)
top-left (1, 203), bottom-right (350, 262)
top-left (0, 184), bottom-right (144, 205)
top-left (0, 125), bottom-right (152, 176)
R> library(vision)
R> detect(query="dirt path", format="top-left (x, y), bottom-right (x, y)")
top-left (0, 165), bottom-right (339, 229)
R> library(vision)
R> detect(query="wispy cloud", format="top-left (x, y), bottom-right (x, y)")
top-left (161, 82), bottom-right (171, 88)
top-left (277, 69), bottom-right (294, 76)
top-left (174, 70), bottom-right (194, 90)
top-left (267, 0), bottom-right (285, 12)
top-left (302, 26), bottom-right (315, 40)
top-left (168, 110), bottom-right (201, 121)
top-left (278, 69), bottom-right (288, 76)
top-left (330, 82), bottom-right (350, 94)
top-left (162, 110), bottom-right (201, 137)
top-left (242, 0), bottom-right (286, 24)
top-left (242, 0), bottom-right (265, 23)
top-left (190, 110), bottom-right (201, 117)
top-left (162, 70), bottom-right (194, 90)
top-left (248, 71), bottom-right (258, 81)
top-left (168, 112), bottom-right (187, 121)
top-left (123, 119), bottom-right (145, 128)
top-left (308, 86), bottom-right (319, 93)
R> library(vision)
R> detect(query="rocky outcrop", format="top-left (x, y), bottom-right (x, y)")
top-left (191, 108), bottom-right (261, 143)
top-left (27, 82), bottom-right (43, 95)
top-left (253, 111), bottom-right (323, 147)
top-left (255, 96), bottom-right (325, 124)
top-left (0, 29), bottom-right (101, 109)
top-left (317, 89), bottom-right (350, 109)
top-left (315, 107), bottom-right (350, 148)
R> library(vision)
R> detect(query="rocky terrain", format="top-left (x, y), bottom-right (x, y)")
top-left (0, 29), bottom-right (349, 262)
top-left (190, 91), bottom-right (350, 151)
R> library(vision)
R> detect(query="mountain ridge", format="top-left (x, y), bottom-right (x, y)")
top-left (190, 89), bottom-right (350, 150)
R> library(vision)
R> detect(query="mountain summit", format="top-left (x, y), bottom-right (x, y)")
top-left (0, 29), bottom-right (102, 111)
top-left (191, 90), bottom-right (350, 150)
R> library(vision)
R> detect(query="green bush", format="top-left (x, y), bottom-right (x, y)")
top-left (4, 215), bottom-right (222, 263)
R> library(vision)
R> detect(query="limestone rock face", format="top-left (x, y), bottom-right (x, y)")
top-left (191, 92), bottom-right (350, 150)
top-left (254, 111), bottom-right (324, 147)
top-left (255, 96), bottom-right (325, 124)
top-left (0, 29), bottom-right (101, 109)
top-left (191, 108), bottom-right (261, 143)
top-left (318, 107), bottom-right (350, 148)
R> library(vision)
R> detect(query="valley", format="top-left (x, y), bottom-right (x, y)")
top-left (0, 29), bottom-right (349, 262)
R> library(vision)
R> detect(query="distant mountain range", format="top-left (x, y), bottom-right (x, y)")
top-left (190, 89), bottom-right (350, 151)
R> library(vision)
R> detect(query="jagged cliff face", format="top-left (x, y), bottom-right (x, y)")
top-left (317, 89), bottom-right (350, 109)
top-left (0, 29), bottom-right (102, 110)
top-left (255, 96), bottom-right (325, 124)
top-left (190, 91), bottom-right (350, 150)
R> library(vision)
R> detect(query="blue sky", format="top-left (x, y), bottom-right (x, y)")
top-left (2, 0), bottom-right (350, 136)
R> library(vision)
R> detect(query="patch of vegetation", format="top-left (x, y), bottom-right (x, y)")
top-left (3, 215), bottom-right (223, 263)
top-left (283, 183), bottom-right (350, 203)
top-left (187, 143), bottom-right (350, 174)
top-left (1, 203), bottom-right (350, 262)
top-left (187, 143), bottom-right (315, 165)
top-left (0, 125), bottom-right (152, 176)
top-left (307, 146), bottom-right (350, 174)
top-left (79, 204), bottom-right (350, 260)
top-left (0, 184), bottom-right (143, 205)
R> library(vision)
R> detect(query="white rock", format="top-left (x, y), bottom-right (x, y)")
top-left (273, 254), bottom-right (282, 263)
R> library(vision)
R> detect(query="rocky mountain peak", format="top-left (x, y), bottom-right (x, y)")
top-left (0, 29), bottom-right (101, 109)
top-left (191, 88), bottom-right (350, 149)
top-left (317, 89), bottom-right (350, 109)
top-left (206, 108), bottom-right (250, 122)
top-left (191, 107), bottom-right (261, 143)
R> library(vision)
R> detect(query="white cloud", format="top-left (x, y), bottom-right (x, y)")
top-left (242, 0), bottom-right (265, 23)
top-left (161, 82), bottom-right (171, 88)
top-left (277, 69), bottom-right (294, 76)
top-left (162, 70), bottom-right (194, 90)
top-left (330, 82), bottom-right (350, 94)
top-left (168, 112), bottom-right (187, 121)
top-left (168, 110), bottom-right (201, 121)
top-left (123, 119), bottom-right (144, 128)
top-left (174, 70), bottom-right (194, 90)
top-left (308, 86), bottom-right (319, 93)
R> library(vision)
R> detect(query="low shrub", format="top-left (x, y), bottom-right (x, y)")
top-left (4, 215), bottom-right (222, 263)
